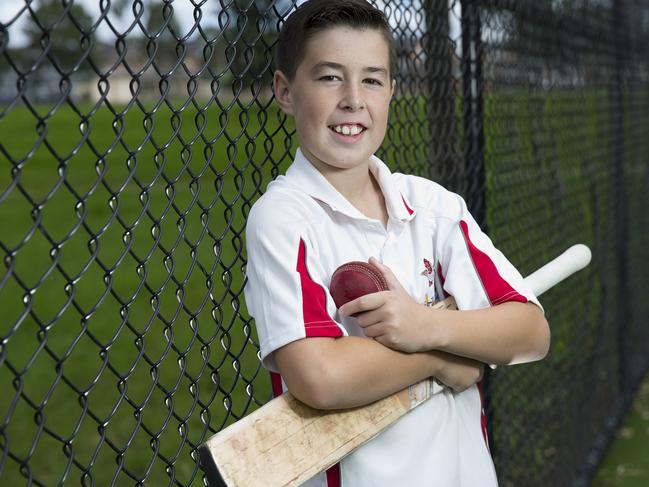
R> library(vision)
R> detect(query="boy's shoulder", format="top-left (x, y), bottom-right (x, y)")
top-left (392, 171), bottom-right (467, 221)
top-left (247, 174), bottom-right (323, 231)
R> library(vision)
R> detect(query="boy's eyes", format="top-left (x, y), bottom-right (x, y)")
top-left (317, 75), bottom-right (384, 86)
top-left (363, 78), bottom-right (384, 86)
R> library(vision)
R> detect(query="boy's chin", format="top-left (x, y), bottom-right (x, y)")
top-left (321, 157), bottom-right (373, 172)
top-left (301, 148), bottom-right (371, 172)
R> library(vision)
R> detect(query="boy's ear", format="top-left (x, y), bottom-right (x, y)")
top-left (390, 78), bottom-right (396, 99)
top-left (273, 70), bottom-right (294, 115)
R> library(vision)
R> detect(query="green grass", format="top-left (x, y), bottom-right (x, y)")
top-left (0, 100), bottom-right (295, 486)
top-left (592, 374), bottom-right (649, 487)
top-left (1, 87), bottom-right (649, 486)
top-left (480, 86), bottom-right (649, 487)
top-left (0, 95), bottom-right (434, 486)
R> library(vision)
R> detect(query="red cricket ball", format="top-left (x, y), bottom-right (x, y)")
top-left (329, 261), bottom-right (388, 309)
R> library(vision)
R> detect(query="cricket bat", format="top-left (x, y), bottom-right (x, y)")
top-left (199, 244), bottom-right (592, 487)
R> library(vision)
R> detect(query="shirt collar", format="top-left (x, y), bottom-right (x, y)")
top-left (283, 148), bottom-right (416, 222)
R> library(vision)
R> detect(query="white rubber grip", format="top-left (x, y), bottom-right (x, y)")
top-left (525, 244), bottom-right (592, 297)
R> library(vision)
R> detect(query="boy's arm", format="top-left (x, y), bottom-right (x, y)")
top-left (423, 301), bottom-right (549, 365)
top-left (273, 335), bottom-right (484, 410)
top-left (340, 258), bottom-right (550, 366)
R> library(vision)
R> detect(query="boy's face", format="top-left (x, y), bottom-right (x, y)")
top-left (274, 27), bottom-right (394, 173)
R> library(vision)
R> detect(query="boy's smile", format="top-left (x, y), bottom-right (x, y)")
top-left (274, 27), bottom-right (394, 177)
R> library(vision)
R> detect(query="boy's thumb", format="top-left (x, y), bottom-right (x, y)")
top-left (368, 257), bottom-right (401, 292)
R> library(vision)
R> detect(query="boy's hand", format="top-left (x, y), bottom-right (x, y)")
top-left (339, 257), bottom-right (432, 353)
top-left (433, 352), bottom-right (484, 392)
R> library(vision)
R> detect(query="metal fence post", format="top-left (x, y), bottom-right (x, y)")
top-left (612, 0), bottom-right (629, 404)
top-left (461, 0), bottom-right (486, 228)
top-left (460, 0), bottom-right (493, 450)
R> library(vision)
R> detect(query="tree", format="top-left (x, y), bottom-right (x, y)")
top-left (422, 0), bottom-right (463, 192)
top-left (142, 0), bottom-right (183, 72)
top-left (216, 0), bottom-right (284, 96)
top-left (22, 0), bottom-right (95, 74)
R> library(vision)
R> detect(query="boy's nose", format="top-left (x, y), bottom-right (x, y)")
top-left (340, 84), bottom-right (365, 111)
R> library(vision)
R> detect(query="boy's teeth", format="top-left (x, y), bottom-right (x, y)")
top-left (333, 125), bottom-right (362, 135)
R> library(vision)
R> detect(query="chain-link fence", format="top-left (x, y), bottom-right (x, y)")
top-left (1, 1), bottom-right (648, 486)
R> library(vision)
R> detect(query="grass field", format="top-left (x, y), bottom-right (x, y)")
top-left (592, 374), bottom-right (649, 487)
top-left (0, 100), bottom-right (296, 485)
top-left (0, 94), bottom-right (436, 485)
top-left (1, 87), bottom-right (648, 486)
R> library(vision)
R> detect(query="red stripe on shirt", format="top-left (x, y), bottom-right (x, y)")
top-left (400, 193), bottom-right (414, 215)
top-left (296, 239), bottom-right (343, 486)
top-left (296, 239), bottom-right (343, 337)
top-left (270, 372), bottom-right (283, 398)
top-left (459, 220), bottom-right (528, 305)
top-left (477, 382), bottom-right (490, 451)
top-left (326, 463), bottom-right (341, 487)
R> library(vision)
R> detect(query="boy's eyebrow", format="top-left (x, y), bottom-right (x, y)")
top-left (311, 61), bottom-right (389, 76)
top-left (365, 66), bottom-right (390, 76)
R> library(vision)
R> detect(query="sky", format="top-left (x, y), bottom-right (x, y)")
top-left (0, 0), bottom-right (225, 47)
top-left (0, 0), bottom-right (462, 49)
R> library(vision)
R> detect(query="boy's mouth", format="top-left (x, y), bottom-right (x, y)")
top-left (329, 124), bottom-right (366, 136)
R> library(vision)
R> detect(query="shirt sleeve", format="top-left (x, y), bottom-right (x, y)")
top-left (244, 194), bottom-right (346, 372)
top-left (436, 195), bottom-right (543, 312)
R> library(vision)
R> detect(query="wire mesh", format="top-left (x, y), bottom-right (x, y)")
top-left (0, 1), bottom-right (648, 486)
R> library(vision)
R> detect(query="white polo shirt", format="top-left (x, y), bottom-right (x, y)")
top-left (244, 149), bottom-right (541, 487)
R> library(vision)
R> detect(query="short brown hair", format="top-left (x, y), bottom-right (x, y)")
top-left (276, 0), bottom-right (396, 81)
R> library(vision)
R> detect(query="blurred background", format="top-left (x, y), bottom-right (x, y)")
top-left (1, 1), bottom-right (648, 485)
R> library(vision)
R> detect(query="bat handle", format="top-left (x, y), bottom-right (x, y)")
top-left (432, 296), bottom-right (458, 310)
top-left (431, 244), bottom-right (592, 305)
top-left (525, 244), bottom-right (592, 296)
top-left (407, 379), bottom-right (439, 409)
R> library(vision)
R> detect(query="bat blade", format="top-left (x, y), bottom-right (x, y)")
top-left (199, 244), bottom-right (591, 487)
top-left (200, 387), bottom-right (415, 487)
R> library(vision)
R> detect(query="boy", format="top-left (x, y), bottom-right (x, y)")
top-left (244, 0), bottom-right (550, 485)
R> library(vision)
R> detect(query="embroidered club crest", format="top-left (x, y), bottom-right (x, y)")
top-left (421, 258), bottom-right (441, 306)
top-left (421, 258), bottom-right (434, 287)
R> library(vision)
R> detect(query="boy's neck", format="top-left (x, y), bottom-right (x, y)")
top-left (318, 160), bottom-right (372, 200)
top-left (308, 157), bottom-right (389, 228)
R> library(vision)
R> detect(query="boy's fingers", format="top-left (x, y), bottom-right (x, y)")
top-left (360, 323), bottom-right (384, 338)
top-left (355, 308), bottom-right (383, 329)
top-left (338, 291), bottom-right (387, 317)
top-left (368, 257), bottom-right (403, 292)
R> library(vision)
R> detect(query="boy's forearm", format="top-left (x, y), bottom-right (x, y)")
top-left (322, 337), bottom-right (440, 408)
top-left (275, 336), bottom-right (454, 410)
top-left (425, 301), bottom-right (550, 365)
